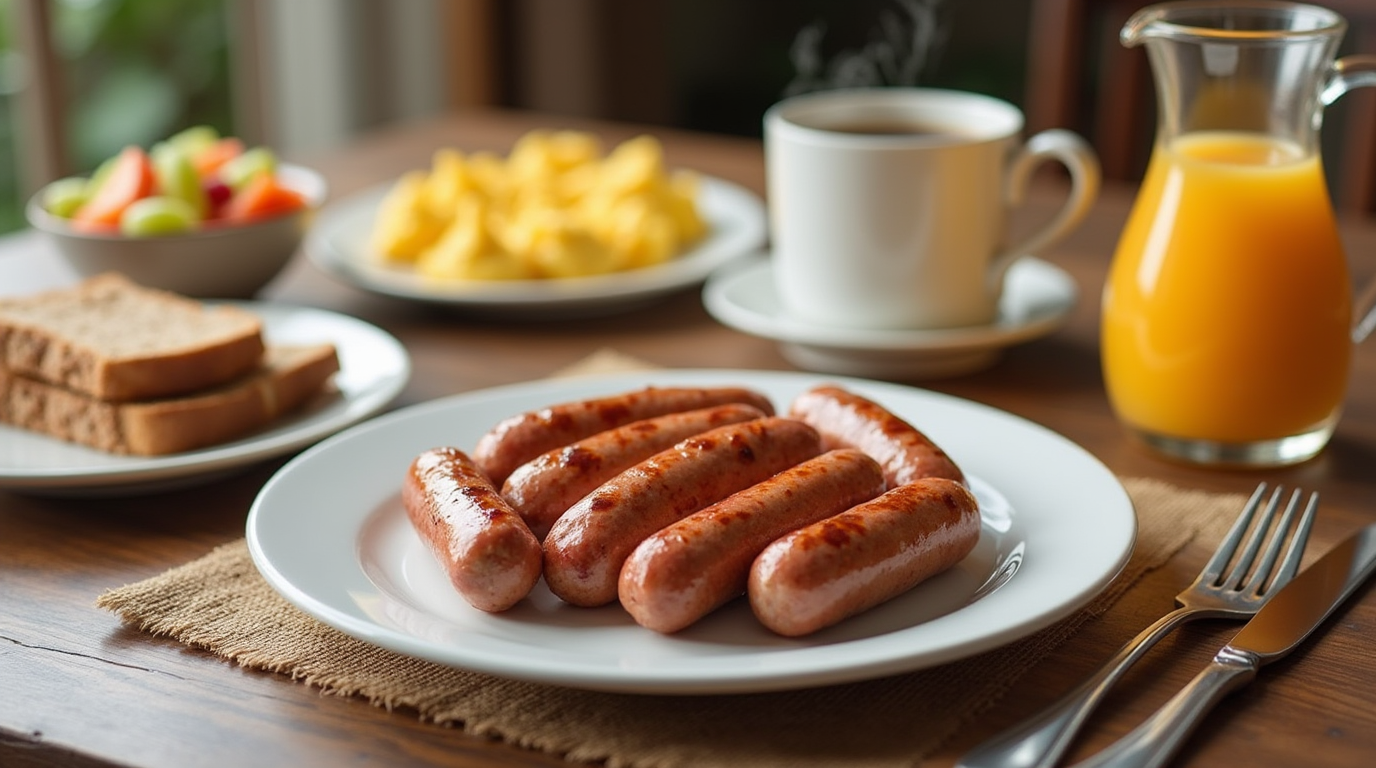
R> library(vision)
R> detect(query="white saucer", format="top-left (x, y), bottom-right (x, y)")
top-left (702, 254), bottom-right (1078, 379)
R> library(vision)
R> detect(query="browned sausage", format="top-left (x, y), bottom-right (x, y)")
top-left (748, 477), bottom-right (980, 637)
top-left (470, 385), bottom-right (776, 487)
top-left (501, 403), bottom-right (767, 541)
top-left (788, 385), bottom-right (964, 488)
top-left (618, 449), bottom-right (886, 633)
top-left (401, 446), bottom-right (543, 612)
top-left (543, 416), bottom-right (822, 607)
top-left (472, 386), bottom-right (777, 486)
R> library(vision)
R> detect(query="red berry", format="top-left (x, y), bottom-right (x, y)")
top-left (203, 179), bottom-right (233, 217)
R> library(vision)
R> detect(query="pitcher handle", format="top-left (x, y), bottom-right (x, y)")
top-left (1321, 54), bottom-right (1376, 105)
top-left (997, 129), bottom-right (1102, 272)
top-left (1323, 54), bottom-right (1376, 342)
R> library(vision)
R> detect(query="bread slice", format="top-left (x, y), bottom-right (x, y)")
top-left (0, 343), bottom-right (340, 455)
top-left (0, 273), bottom-right (265, 402)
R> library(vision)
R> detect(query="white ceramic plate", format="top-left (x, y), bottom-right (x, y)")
top-left (306, 175), bottom-right (767, 318)
top-left (703, 255), bottom-right (1077, 379)
top-left (247, 370), bottom-right (1134, 694)
top-left (0, 303), bottom-right (410, 496)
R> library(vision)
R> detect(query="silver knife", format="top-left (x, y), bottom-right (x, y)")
top-left (1072, 523), bottom-right (1376, 768)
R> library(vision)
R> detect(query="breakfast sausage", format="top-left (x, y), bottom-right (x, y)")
top-left (788, 385), bottom-right (964, 488)
top-left (618, 449), bottom-right (886, 633)
top-left (472, 386), bottom-right (776, 485)
top-left (501, 403), bottom-right (767, 541)
top-left (543, 416), bottom-right (822, 607)
top-left (748, 477), bottom-right (980, 637)
top-left (402, 446), bottom-right (543, 612)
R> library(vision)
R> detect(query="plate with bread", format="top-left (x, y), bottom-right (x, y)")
top-left (0, 274), bottom-right (410, 495)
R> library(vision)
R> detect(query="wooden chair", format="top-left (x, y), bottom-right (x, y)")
top-left (1025, 0), bottom-right (1376, 216)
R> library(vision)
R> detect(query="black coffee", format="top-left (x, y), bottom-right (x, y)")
top-left (823, 120), bottom-right (948, 136)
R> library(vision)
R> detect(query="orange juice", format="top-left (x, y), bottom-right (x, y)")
top-left (1102, 131), bottom-right (1352, 444)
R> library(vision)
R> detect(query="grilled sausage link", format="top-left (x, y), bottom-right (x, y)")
top-left (543, 416), bottom-right (822, 607)
top-left (788, 385), bottom-right (964, 488)
top-left (748, 477), bottom-right (980, 637)
top-left (402, 446), bottom-right (543, 612)
top-left (472, 386), bottom-right (776, 486)
top-left (501, 403), bottom-right (767, 541)
top-left (619, 449), bottom-right (886, 633)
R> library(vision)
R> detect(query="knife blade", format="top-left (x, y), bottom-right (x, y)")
top-left (1073, 523), bottom-right (1376, 768)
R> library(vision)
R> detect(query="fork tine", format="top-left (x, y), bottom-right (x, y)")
top-left (1196, 482), bottom-right (1269, 585)
top-left (1270, 490), bottom-right (1319, 588)
top-left (1217, 485), bottom-right (1286, 591)
top-left (1241, 488), bottom-right (1306, 595)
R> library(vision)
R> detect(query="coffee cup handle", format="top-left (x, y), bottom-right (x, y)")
top-left (995, 129), bottom-right (1102, 272)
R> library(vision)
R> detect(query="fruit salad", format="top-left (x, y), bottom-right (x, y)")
top-left (38, 126), bottom-right (310, 236)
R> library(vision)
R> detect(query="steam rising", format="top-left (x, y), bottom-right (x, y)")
top-left (784, 0), bottom-right (948, 97)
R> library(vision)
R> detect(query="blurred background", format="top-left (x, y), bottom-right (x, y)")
top-left (0, 0), bottom-right (1372, 236)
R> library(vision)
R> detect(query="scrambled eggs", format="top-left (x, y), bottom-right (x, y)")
top-left (371, 131), bottom-right (707, 281)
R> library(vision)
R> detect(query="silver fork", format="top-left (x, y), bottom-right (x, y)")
top-left (957, 482), bottom-right (1318, 768)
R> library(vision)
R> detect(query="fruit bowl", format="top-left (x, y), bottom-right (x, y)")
top-left (26, 163), bottom-right (327, 299)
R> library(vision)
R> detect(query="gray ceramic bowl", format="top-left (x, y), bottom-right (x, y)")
top-left (26, 164), bottom-right (328, 299)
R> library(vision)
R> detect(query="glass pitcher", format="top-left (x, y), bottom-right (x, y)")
top-left (1102, 0), bottom-right (1376, 467)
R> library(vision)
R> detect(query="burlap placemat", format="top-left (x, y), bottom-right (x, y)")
top-left (96, 350), bottom-right (1246, 768)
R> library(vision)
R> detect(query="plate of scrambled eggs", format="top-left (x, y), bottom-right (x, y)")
top-left (305, 130), bottom-right (766, 318)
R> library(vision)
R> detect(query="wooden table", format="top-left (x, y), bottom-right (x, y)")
top-left (3, 108), bottom-right (1374, 768)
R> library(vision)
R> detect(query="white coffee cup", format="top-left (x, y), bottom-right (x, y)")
top-left (765, 87), bottom-right (1100, 330)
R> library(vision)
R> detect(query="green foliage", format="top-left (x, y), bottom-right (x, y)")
top-left (55, 0), bottom-right (233, 172)
top-left (0, 0), bottom-right (23, 232)
top-left (0, 0), bottom-right (232, 234)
